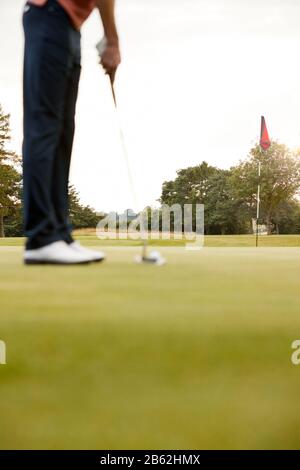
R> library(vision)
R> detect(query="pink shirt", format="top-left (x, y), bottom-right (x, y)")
top-left (28, 0), bottom-right (96, 30)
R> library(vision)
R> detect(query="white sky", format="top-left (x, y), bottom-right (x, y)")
top-left (1, 0), bottom-right (300, 212)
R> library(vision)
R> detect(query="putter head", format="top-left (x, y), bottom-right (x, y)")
top-left (134, 250), bottom-right (166, 266)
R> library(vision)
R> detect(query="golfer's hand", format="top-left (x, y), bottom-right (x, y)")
top-left (99, 41), bottom-right (121, 83)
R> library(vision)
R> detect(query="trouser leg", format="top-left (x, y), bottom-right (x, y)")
top-left (51, 63), bottom-right (81, 244)
top-left (22, 0), bottom-right (80, 249)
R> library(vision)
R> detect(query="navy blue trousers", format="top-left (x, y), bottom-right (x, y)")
top-left (23, 0), bottom-right (81, 249)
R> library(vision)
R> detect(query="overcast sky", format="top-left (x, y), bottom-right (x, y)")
top-left (1, 0), bottom-right (300, 212)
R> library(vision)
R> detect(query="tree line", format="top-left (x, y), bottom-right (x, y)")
top-left (160, 144), bottom-right (300, 235)
top-left (1, 104), bottom-right (300, 237)
top-left (0, 105), bottom-right (100, 237)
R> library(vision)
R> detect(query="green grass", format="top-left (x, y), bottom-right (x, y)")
top-left (1, 234), bottom-right (299, 247)
top-left (0, 238), bottom-right (300, 449)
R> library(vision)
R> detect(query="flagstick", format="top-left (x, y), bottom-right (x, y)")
top-left (255, 160), bottom-right (261, 247)
top-left (256, 116), bottom-right (270, 246)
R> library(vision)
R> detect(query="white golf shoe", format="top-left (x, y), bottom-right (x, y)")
top-left (24, 241), bottom-right (93, 265)
top-left (69, 241), bottom-right (105, 263)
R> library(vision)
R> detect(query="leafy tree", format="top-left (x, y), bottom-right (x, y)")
top-left (160, 162), bottom-right (218, 207)
top-left (272, 199), bottom-right (300, 234)
top-left (232, 142), bottom-right (300, 234)
top-left (4, 184), bottom-right (102, 237)
top-left (69, 185), bottom-right (100, 229)
top-left (160, 163), bottom-right (250, 234)
top-left (0, 105), bottom-right (22, 237)
top-left (3, 205), bottom-right (23, 237)
top-left (205, 170), bottom-right (250, 234)
top-left (160, 162), bottom-right (222, 233)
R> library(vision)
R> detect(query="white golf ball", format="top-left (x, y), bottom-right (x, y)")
top-left (149, 250), bottom-right (161, 260)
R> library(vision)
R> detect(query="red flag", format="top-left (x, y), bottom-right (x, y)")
top-left (260, 116), bottom-right (271, 150)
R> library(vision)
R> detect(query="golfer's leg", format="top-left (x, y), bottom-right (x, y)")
top-left (22, 2), bottom-right (71, 250)
top-left (51, 61), bottom-right (81, 244)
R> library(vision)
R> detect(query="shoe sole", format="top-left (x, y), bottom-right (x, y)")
top-left (24, 259), bottom-right (92, 265)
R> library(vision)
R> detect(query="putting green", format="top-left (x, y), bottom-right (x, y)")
top-left (0, 242), bottom-right (299, 449)
top-left (1, 234), bottom-right (299, 247)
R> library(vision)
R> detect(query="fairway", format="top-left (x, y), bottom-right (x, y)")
top-left (0, 239), bottom-right (300, 449)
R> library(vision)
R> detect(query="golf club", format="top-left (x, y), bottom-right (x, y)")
top-left (96, 38), bottom-right (166, 266)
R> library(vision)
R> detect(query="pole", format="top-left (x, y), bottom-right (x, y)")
top-left (109, 78), bottom-right (149, 259)
top-left (109, 79), bottom-right (139, 209)
top-left (256, 116), bottom-right (270, 245)
top-left (255, 160), bottom-right (261, 247)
